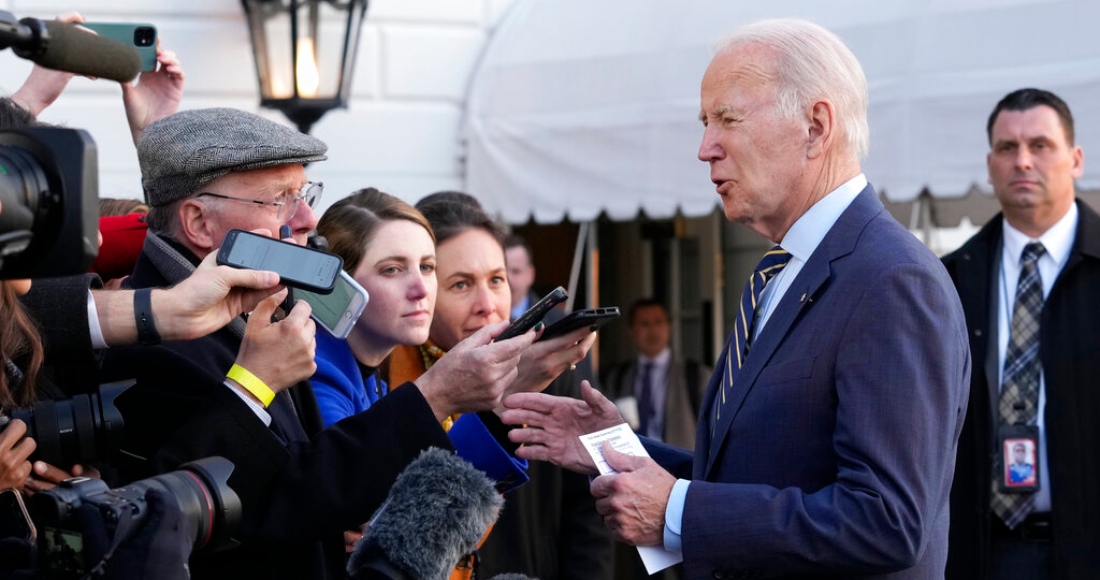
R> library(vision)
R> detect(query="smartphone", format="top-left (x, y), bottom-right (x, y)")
top-left (296, 270), bottom-right (369, 339)
top-left (82, 22), bottom-right (158, 73)
top-left (497, 286), bottom-right (569, 341)
top-left (0, 488), bottom-right (36, 542)
top-left (538, 306), bottom-right (621, 341)
top-left (217, 229), bottom-right (342, 294)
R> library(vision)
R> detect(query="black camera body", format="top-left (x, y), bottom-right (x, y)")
top-left (29, 457), bottom-right (241, 579)
top-left (0, 126), bottom-right (98, 279)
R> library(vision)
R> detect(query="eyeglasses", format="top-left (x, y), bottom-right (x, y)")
top-left (198, 181), bottom-right (324, 222)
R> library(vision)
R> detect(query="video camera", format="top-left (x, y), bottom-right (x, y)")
top-left (0, 126), bottom-right (98, 279)
top-left (28, 456), bottom-right (241, 580)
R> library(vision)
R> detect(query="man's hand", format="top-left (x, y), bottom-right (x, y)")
top-left (122, 41), bottom-right (184, 144)
top-left (414, 321), bottom-right (536, 422)
top-left (153, 250), bottom-right (286, 342)
top-left (506, 325), bottom-right (597, 401)
top-left (502, 380), bottom-right (624, 474)
top-left (23, 461), bottom-right (100, 496)
top-left (10, 13), bottom-right (84, 116)
top-left (0, 419), bottom-right (35, 491)
top-left (232, 296), bottom-right (316, 397)
top-left (590, 444), bottom-right (676, 546)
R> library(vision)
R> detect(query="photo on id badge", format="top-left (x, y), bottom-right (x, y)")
top-left (1003, 437), bottom-right (1037, 488)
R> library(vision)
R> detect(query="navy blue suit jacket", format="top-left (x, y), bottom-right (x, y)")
top-left (646, 186), bottom-right (971, 579)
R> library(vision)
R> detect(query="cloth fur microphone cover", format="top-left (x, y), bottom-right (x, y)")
top-left (349, 447), bottom-right (503, 580)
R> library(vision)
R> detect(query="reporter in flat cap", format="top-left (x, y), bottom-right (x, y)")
top-left (99, 108), bottom-right (537, 580)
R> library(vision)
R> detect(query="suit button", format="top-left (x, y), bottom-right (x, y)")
top-left (713, 571), bottom-right (725, 579)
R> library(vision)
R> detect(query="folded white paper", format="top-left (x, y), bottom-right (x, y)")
top-left (580, 423), bottom-right (682, 574)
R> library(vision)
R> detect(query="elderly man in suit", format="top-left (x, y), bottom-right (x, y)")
top-left (943, 88), bottom-right (1100, 580)
top-left (503, 18), bottom-right (970, 579)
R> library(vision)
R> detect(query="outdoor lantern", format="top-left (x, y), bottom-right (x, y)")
top-left (241, 0), bottom-right (368, 134)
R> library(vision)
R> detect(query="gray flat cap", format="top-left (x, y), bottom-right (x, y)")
top-left (139, 108), bottom-right (328, 207)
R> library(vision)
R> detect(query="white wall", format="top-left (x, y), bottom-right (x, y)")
top-left (0, 0), bottom-right (516, 211)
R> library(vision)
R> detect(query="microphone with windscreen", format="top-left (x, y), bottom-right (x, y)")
top-left (348, 447), bottom-right (503, 580)
top-left (0, 12), bottom-right (142, 83)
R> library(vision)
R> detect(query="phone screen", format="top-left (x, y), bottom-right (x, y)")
top-left (297, 272), bottom-right (365, 331)
top-left (224, 232), bottom-right (341, 291)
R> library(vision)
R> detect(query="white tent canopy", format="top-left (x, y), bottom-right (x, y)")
top-left (465, 0), bottom-right (1100, 224)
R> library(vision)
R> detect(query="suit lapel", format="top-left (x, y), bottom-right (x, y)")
top-left (704, 186), bottom-right (878, 477)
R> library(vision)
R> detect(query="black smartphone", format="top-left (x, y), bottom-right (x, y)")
top-left (497, 286), bottom-right (569, 341)
top-left (538, 306), bottom-right (621, 341)
top-left (82, 22), bottom-right (158, 73)
top-left (217, 229), bottom-right (342, 294)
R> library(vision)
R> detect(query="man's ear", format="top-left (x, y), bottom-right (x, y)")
top-left (178, 198), bottom-right (219, 253)
top-left (806, 100), bottom-right (836, 159)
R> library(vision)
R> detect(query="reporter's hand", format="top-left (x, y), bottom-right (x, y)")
top-left (153, 250), bottom-right (285, 342)
top-left (501, 380), bottom-right (623, 475)
top-left (10, 13), bottom-right (85, 116)
top-left (232, 296), bottom-right (316, 398)
top-left (22, 461), bottom-right (98, 496)
top-left (508, 325), bottom-right (596, 400)
top-left (414, 321), bottom-right (536, 421)
top-left (0, 419), bottom-right (35, 491)
top-left (122, 40), bottom-right (184, 144)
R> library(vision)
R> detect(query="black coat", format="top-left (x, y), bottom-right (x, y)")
top-left (942, 200), bottom-right (1100, 579)
top-left (102, 233), bottom-right (453, 580)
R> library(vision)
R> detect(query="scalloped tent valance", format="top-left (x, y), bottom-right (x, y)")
top-left (465, 0), bottom-right (1100, 224)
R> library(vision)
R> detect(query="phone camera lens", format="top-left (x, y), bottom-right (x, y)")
top-left (133, 27), bottom-right (155, 47)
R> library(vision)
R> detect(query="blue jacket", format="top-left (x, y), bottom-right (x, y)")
top-left (311, 329), bottom-right (528, 490)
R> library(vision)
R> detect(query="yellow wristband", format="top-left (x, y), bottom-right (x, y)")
top-left (227, 364), bottom-right (276, 408)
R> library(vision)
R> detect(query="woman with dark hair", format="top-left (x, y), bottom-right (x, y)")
top-left (387, 196), bottom-right (595, 392)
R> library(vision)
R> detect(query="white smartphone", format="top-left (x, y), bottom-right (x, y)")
top-left (295, 270), bottom-right (369, 339)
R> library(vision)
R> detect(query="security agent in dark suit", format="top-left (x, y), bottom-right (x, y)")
top-left (503, 19), bottom-right (969, 579)
top-left (100, 108), bottom-right (535, 580)
top-left (943, 88), bottom-right (1100, 580)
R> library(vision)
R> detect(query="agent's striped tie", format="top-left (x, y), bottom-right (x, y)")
top-left (712, 246), bottom-right (792, 431)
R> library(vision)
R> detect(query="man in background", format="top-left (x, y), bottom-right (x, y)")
top-left (601, 298), bottom-right (706, 450)
top-left (944, 88), bottom-right (1100, 580)
top-left (505, 234), bottom-right (540, 320)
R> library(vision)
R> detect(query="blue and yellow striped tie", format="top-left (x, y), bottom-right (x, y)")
top-left (713, 245), bottom-right (792, 429)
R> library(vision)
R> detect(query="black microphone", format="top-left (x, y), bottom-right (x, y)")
top-left (348, 448), bottom-right (504, 580)
top-left (6, 17), bottom-right (141, 83)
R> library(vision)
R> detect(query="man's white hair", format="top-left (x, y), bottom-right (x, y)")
top-left (716, 19), bottom-right (870, 160)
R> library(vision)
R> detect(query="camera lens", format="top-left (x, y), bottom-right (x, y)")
top-left (133, 27), bottom-right (155, 47)
top-left (9, 382), bottom-right (127, 468)
top-left (124, 457), bottom-right (241, 549)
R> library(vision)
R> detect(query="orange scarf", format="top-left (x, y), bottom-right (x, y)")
top-left (383, 341), bottom-right (490, 580)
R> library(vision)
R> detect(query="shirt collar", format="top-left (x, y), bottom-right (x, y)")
top-left (1001, 201), bottom-right (1077, 269)
top-left (778, 174), bottom-right (867, 262)
top-left (637, 347), bottom-right (671, 367)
